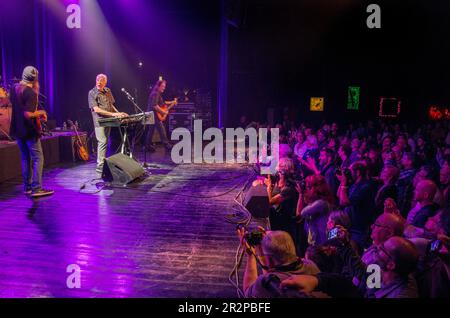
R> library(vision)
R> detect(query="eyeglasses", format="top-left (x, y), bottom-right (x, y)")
top-left (372, 223), bottom-right (391, 230)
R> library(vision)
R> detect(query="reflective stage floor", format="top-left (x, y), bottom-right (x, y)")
top-left (0, 149), bottom-right (254, 297)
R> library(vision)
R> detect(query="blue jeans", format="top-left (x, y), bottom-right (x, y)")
top-left (16, 137), bottom-right (44, 191)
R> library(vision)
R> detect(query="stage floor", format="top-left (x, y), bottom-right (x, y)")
top-left (0, 149), bottom-right (255, 298)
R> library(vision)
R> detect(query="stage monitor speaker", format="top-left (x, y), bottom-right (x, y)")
top-left (102, 153), bottom-right (145, 185)
top-left (243, 184), bottom-right (270, 218)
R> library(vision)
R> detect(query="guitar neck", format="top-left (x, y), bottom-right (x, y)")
top-left (70, 124), bottom-right (83, 144)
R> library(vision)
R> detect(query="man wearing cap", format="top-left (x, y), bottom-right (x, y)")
top-left (9, 66), bottom-right (54, 197)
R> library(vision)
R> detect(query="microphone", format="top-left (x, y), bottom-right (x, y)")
top-left (121, 88), bottom-right (134, 100)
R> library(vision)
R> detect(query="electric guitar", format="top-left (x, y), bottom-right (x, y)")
top-left (67, 120), bottom-right (89, 161)
top-left (157, 98), bottom-right (178, 122)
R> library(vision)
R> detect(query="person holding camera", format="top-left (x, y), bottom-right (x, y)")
top-left (264, 158), bottom-right (299, 243)
top-left (237, 228), bottom-right (320, 298)
top-left (281, 231), bottom-right (420, 298)
top-left (296, 174), bottom-right (335, 247)
top-left (337, 162), bottom-right (376, 252)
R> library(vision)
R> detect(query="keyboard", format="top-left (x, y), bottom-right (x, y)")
top-left (98, 111), bottom-right (155, 127)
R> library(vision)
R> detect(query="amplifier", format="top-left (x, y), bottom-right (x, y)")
top-left (176, 102), bottom-right (195, 113)
top-left (169, 113), bottom-right (195, 133)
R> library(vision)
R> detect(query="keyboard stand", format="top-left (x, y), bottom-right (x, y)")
top-left (118, 126), bottom-right (134, 159)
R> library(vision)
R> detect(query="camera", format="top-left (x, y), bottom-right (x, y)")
top-left (327, 227), bottom-right (339, 240)
top-left (269, 173), bottom-right (280, 185)
top-left (428, 239), bottom-right (442, 254)
top-left (237, 225), bottom-right (264, 246)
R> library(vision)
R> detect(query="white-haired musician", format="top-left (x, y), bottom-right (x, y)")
top-left (88, 73), bottom-right (128, 173)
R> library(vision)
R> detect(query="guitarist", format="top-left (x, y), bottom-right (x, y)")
top-left (145, 79), bottom-right (175, 152)
top-left (9, 66), bottom-right (54, 197)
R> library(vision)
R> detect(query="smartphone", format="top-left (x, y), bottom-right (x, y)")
top-left (429, 239), bottom-right (442, 253)
top-left (328, 227), bottom-right (339, 240)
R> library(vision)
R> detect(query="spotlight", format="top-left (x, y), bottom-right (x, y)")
top-left (138, 61), bottom-right (143, 68)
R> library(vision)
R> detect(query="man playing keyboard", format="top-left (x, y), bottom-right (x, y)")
top-left (88, 74), bottom-right (128, 174)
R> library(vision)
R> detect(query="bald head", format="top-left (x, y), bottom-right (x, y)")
top-left (379, 213), bottom-right (405, 235)
top-left (384, 237), bottom-right (419, 278)
top-left (414, 180), bottom-right (437, 203)
top-left (371, 213), bottom-right (405, 245)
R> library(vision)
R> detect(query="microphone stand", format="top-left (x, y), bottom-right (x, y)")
top-left (122, 90), bottom-right (152, 169)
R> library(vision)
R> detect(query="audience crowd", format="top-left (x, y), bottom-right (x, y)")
top-left (239, 119), bottom-right (450, 298)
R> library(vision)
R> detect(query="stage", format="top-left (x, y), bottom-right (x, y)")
top-left (0, 149), bottom-right (255, 298)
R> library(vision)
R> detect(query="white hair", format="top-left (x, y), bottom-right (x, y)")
top-left (96, 74), bottom-right (107, 82)
top-left (261, 231), bottom-right (297, 266)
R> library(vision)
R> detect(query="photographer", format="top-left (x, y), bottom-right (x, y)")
top-left (337, 162), bottom-right (376, 252)
top-left (281, 232), bottom-right (420, 298)
top-left (264, 158), bottom-right (299, 242)
top-left (237, 228), bottom-right (320, 298)
top-left (296, 174), bottom-right (335, 247)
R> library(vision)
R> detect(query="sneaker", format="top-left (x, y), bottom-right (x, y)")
top-left (31, 188), bottom-right (55, 198)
